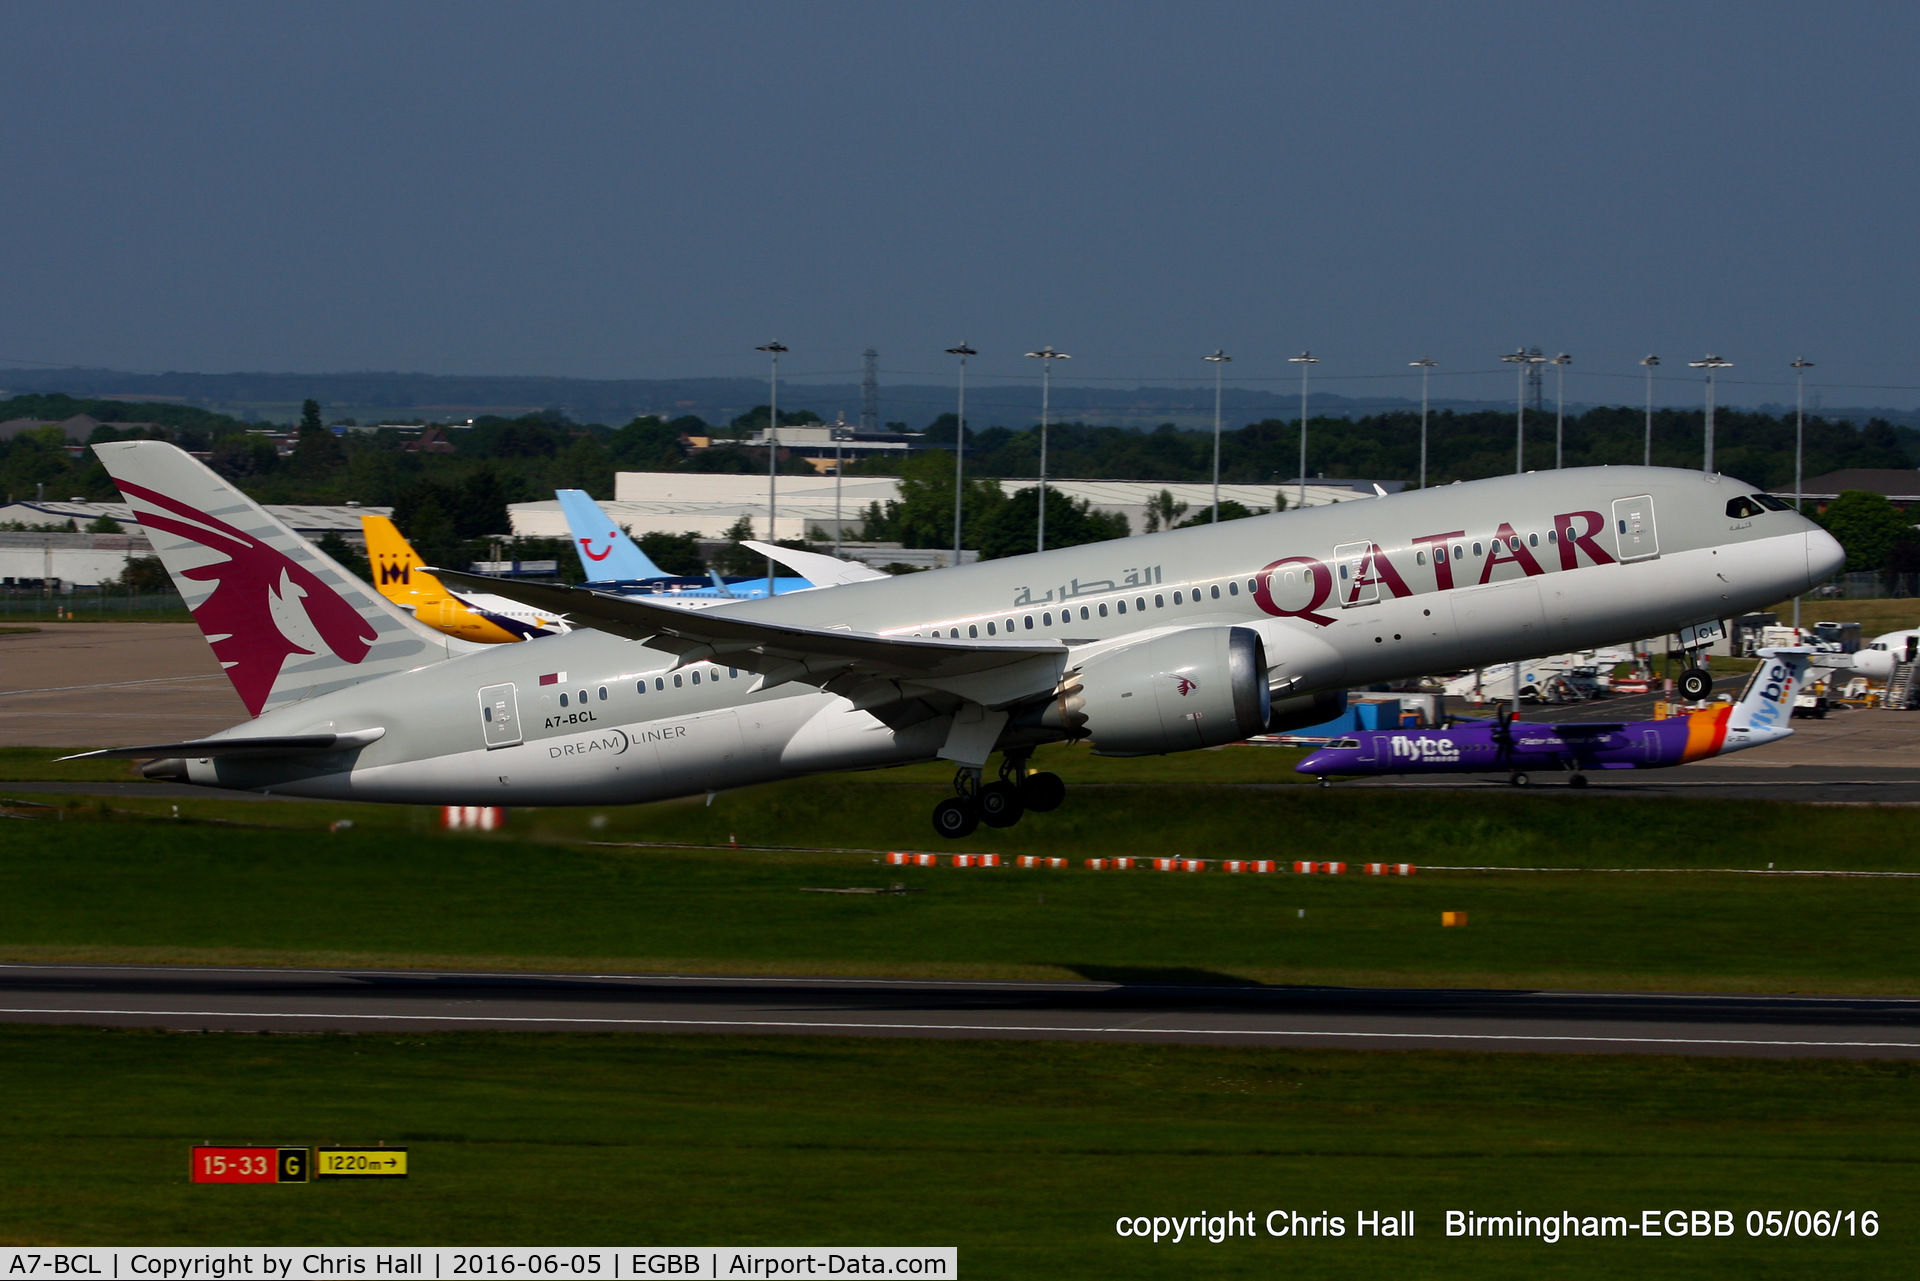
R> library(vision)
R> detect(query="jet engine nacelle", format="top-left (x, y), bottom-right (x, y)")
top-left (1052, 626), bottom-right (1270, 756)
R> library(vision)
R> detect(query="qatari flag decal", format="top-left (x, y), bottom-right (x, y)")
top-left (538, 671), bottom-right (568, 686)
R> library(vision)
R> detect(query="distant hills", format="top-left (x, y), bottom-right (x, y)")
top-left (2, 364), bottom-right (1915, 432)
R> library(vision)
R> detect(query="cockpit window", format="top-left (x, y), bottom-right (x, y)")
top-left (1754, 493), bottom-right (1793, 511)
top-left (1726, 496), bottom-right (1766, 518)
top-left (1328, 737), bottom-right (1361, 748)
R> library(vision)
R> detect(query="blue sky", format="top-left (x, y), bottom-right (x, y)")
top-left (3, 1), bottom-right (1914, 409)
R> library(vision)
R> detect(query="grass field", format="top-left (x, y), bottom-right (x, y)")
top-left (0, 1025), bottom-right (1911, 1277)
top-left (2, 799), bottom-right (1915, 991)
top-left (1766, 597), bottom-right (1920, 634)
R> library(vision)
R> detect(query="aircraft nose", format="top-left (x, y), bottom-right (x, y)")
top-left (1805, 527), bottom-right (1845, 588)
top-left (1294, 752), bottom-right (1326, 775)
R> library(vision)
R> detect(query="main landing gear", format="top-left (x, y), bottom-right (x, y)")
top-left (931, 754), bottom-right (1067, 839)
top-left (1677, 668), bottom-right (1714, 701)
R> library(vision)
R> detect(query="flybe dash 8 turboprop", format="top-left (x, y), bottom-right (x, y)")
top-left (72, 440), bottom-right (1844, 838)
top-left (1296, 647), bottom-right (1818, 787)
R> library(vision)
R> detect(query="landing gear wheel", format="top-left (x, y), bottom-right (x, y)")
top-left (1678, 668), bottom-right (1713, 700)
top-left (932, 797), bottom-right (979, 839)
top-left (1509, 772), bottom-right (1531, 787)
top-left (1568, 773), bottom-right (1588, 788)
top-left (1018, 771), bottom-right (1066, 813)
top-left (978, 781), bottom-right (1025, 828)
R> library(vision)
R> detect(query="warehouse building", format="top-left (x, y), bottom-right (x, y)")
top-left (507, 471), bottom-right (1373, 551)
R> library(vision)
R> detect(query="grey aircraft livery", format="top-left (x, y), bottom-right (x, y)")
top-left (74, 441), bottom-right (1844, 837)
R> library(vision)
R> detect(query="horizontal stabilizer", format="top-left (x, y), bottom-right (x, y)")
top-left (59, 728), bottom-right (386, 762)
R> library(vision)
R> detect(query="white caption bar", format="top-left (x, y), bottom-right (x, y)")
top-left (0, 1250), bottom-right (957, 1280)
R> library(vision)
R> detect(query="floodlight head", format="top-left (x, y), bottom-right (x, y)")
top-left (946, 343), bottom-right (977, 357)
top-left (1551, 353), bottom-right (1572, 365)
top-left (1288, 351), bottom-right (1318, 365)
top-left (1688, 355), bottom-right (1733, 371)
top-left (1791, 358), bottom-right (1815, 369)
top-left (756, 341), bottom-right (788, 355)
top-left (1203, 349), bottom-right (1231, 363)
top-left (1409, 358), bottom-right (1437, 368)
top-left (1641, 355), bottom-right (1661, 367)
top-left (1025, 346), bottom-right (1070, 360)
top-left (1500, 349), bottom-right (1528, 364)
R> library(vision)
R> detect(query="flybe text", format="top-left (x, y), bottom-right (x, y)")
top-left (1389, 736), bottom-right (1461, 761)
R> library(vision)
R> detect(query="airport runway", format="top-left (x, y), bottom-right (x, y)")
top-left (0, 962), bottom-right (1915, 1060)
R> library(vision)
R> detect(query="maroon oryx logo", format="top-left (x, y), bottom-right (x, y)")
top-left (1171, 674), bottom-right (1200, 697)
top-left (118, 481), bottom-right (377, 715)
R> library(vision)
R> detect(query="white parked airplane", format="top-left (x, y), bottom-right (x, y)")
top-left (1849, 629), bottom-right (1918, 680)
top-left (73, 442), bottom-right (1843, 838)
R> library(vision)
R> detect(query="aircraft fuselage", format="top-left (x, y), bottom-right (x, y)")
top-left (173, 466), bottom-right (1841, 805)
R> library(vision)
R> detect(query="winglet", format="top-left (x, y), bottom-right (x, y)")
top-left (742, 539), bottom-right (887, 585)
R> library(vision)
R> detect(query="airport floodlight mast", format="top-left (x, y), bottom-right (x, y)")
top-left (1688, 355), bottom-right (1733, 473)
top-left (1409, 358), bottom-right (1436, 489)
top-left (1641, 355), bottom-right (1661, 465)
top-left (947, 343), bottom-right (976, 565)
top-left (1792, 357), bottom-right (1816, 631)
top-left (1204, 350), bottom-right (1231, 522)
top-left (1551, 353), bottom-right (1572, 468)
top-left (1025, 345), bottom-right (1070, 551)
top-left (1288, 351), bottom-right (1318, 508)
top-left (861, 348), bottom-right (879, 434)
top-left (1499, 349), bottom-right (1533, 473)
top-left (833, 415), bottom-right (844, 557)
top-left (756, 340), bottom-right (787, 596)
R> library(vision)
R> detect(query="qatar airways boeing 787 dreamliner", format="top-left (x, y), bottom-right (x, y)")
top-left (73, 441), bottom-right (1842, 838)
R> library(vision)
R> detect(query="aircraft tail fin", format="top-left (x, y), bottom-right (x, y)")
top-left (361, 513), bottom-right (454, 613)
top-left (555, 489), bottom-right (666, 581)
top-left (93, 440), bottom-right (461, 718)
top-left (1727, 646), bottom-right (1818, 735)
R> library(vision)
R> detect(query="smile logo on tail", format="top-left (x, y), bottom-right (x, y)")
top-left (1171, 675), bottom-right (1200, 697)
top-left (118, 482), bottom-right (377, 715)
top-left (579, 534), bottom-right (617, 562)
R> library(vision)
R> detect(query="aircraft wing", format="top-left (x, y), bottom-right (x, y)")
top-left (429, 569), bottom-right (1068, 707)
top-left (740, 539), bottom-right (890, 586)
top-left (60, 729), bottom-right (386, 761)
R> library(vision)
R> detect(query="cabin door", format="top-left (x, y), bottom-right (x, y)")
top-left (1332, 541), bottom-right (1380, 607)
top-left (478, 682), bottom-right (523, 749)
top-left (1612, 495), bottom-right (1659, 562)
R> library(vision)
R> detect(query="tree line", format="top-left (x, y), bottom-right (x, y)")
top-left (6, 391), bottom-right (1920, 575)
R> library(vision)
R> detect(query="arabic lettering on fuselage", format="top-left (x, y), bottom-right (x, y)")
top-left (1013, 565), bottom-right (1163, 608)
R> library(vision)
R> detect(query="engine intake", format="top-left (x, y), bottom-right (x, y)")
top-left (1048, 626), bottom-right (1270, 756)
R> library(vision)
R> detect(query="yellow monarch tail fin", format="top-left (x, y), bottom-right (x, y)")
top-left (361, 514), bottom-right (451, 611)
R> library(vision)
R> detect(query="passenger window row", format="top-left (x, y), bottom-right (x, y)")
top-left (910, 577), bottom-right (1263, 639)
